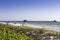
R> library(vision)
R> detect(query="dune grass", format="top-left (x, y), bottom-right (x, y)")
top-left (0, 23), bottom-right (60, 40)
top-left (0, 23), bottom-right (32, 40)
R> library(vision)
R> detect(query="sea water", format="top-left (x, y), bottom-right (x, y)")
top-left (1, 21), bottom-right (60, 32)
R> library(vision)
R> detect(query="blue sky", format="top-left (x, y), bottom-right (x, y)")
top-left (0, 0), bottom-right (60, 21)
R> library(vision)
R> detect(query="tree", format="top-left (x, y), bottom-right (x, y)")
top-left (22, 20), bottom-right (27, 27)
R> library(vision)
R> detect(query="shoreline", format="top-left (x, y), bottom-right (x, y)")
top-left (0, 22), bottom-right (60, 32)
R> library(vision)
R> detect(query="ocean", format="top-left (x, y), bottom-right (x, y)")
top-left (3, 21), bottom-right (60, 26)
top-left (1, 21), bottom-right (60, 32)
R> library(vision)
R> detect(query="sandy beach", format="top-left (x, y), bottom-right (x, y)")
top-left (0, 22), bottom-right (60, 32)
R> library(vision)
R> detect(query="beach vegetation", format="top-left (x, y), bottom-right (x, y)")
top-left (0, 23), bottom-right (60, 40)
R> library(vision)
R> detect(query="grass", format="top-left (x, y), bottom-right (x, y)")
top-left (0, 23), bottom-right (32, 40)
top-left (0, 23), bottom-right (60, 40)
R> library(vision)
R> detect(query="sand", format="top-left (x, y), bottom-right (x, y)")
top-left (0, 22), bottom-right (60, 32)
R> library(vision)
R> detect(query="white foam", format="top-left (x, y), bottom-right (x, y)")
top-left (0, 22), bottom-right (60, 32)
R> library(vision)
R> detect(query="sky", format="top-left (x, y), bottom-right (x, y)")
top-left (0, 0), bottom-right (60, 21)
